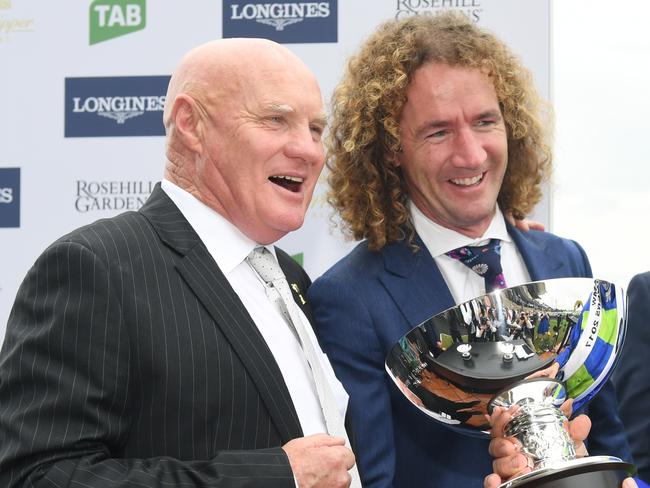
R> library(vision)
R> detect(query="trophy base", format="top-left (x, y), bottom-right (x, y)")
top-left (499, 456), bottom-right (635, 488)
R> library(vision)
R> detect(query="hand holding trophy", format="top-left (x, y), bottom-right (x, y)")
top-left (386, 278), bottom-right (635, 487)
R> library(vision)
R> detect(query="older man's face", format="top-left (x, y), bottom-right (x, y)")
top-left (200, 57), bottom-right (326, 244)
top-left (396, 63), bottom-right (508, 238)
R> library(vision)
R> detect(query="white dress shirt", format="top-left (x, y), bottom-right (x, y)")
top-left (410, 201), bottom-right (531, 304)
top-left (161, 179), bottom-right (348, 436)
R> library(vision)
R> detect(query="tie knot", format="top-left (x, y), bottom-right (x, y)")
top-left (247, 246), bottom-right (284, 285)
top-left (445, 239), bottom-right (507, 292)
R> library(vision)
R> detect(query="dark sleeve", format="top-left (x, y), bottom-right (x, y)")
top-left (583, 380), bottom-right (633, 464)
top-left (0, 240), bottom-right (294, 488)
top-left (613, 272), bottom-right (650, 480)
top-left (308, 274), bottom-right (396, 488)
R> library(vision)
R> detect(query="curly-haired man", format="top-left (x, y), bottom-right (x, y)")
top-left (308, 12), bottom-right (633, 488)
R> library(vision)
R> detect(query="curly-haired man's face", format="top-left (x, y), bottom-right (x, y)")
top-left (396, 63), bottom-right (507, 238)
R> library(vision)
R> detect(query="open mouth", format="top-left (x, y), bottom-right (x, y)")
top-left (269, 175), bottom-right (304, 193)
top-left (449, 173), bottom-right (484, 187)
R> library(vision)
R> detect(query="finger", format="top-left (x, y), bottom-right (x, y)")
top-left (526, 362), bottom-right (559, 380)
top-left (568, 414), bottom-right (591, 444)
top-left (492, 453), bottom-right (530, 480)
top-left (622, 477), bottom-right (638, 488)
top-left (488, 437), bottom-right (521, 458)
top-left (345, 449), bottom-right (356, 470)
top-left (328, 445), bottom-right (356, 471)
top-left (559, 398), bottom-right (574, 418)
top-left (516, 220), bottom-right (530, 232)
top-left (574, 441), bottom-right (589, 458)
top-left (342, 472), bottom-right (352, 488)
top-left (488, 406), bottom-right (506, 436)
top-left (490, 405), bottom-right (519, 438)
top-left (484, 473), bottom-right (503, 488)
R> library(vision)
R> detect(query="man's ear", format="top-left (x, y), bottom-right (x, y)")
top-left (170, 94), bottom-right (203, 152)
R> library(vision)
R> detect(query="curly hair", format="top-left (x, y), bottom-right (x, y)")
top-left (327, 11), bottom-right (552, 250)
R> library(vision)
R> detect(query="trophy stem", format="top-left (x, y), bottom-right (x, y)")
top-left (505, 401), bottom-right (576, 469)
top-left (491, 379), bottom-right (636, 488)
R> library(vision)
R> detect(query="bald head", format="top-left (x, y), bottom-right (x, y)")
top-left (163, 38), bottom-right (316, 130)
top-left (161, 37), bottom-right (326, 244)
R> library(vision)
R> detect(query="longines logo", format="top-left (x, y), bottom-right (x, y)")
top-left (0, 167), bottom-right (20, 228)
top-left (223, 0), bottom-right (337, 44)
top-left (65, 76), bottom-right (169, 137)
top-left (395, 0), bottom-right (482, 22)
top-left (0, 0), bottom-right (35, 44)
top-left (72, 95), bottom-right (163, 124)
top-left (89, 0), bottom-right (146, 45)
top-left (75, 180), bottom-right (155, 213)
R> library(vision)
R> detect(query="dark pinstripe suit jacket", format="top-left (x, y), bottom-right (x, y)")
top-left (0, 184), bottom-right (312, 487)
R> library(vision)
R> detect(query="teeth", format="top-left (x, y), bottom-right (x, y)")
top-left (272, 175), bottom-right (303, 183)
top-left (450, 174), bottom-right (482, 186)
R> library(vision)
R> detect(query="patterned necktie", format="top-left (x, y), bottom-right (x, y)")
top-left (446, 238), bottom-right (508, 293)
top-left (246, 247), bottom-right (362, 488)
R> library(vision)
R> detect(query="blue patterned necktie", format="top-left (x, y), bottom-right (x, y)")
top-left (446, 238), bottom-right (507, 293)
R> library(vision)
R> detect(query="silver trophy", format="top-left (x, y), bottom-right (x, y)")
top-left (386, 278), bottom-right (635, 487)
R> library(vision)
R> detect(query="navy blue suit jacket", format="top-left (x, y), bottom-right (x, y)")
top-left (613, 271), bottom-right (650, 482)
top-left (308, 224), bottom-right (632, 487)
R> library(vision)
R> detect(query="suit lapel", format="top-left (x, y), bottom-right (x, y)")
top-left (380, 235), bottom-right (456, 328)
top-left (276, 248), bottom-right (313, 324)
top-left (507, 223), bottom-right (565, 281)
top-left (140, 185), bottom-right (303, 442)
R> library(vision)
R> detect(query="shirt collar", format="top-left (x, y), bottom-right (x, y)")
top-left (161, 178), bottom-right (275, 274)
top-left (409, 201), bottom-right (512, 258)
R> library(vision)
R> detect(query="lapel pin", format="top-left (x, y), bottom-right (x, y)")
top-left (291, 283), bottom-right (306, 305)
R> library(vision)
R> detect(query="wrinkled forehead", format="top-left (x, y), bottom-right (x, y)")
top-left (229, 58), bottom-right (324, 113)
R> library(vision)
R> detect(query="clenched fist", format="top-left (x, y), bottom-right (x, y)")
top-left (283, 434), bottom-right (356, 488)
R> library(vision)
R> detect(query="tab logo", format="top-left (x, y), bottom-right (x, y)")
top-left (0, 167), bottom-right (20, 228)
top-left (223, 0), bottom-right (337, 44)
top-left (90, 0), bottom-right (146, 45)
top-left (65, 75), bottom-right (170, 138)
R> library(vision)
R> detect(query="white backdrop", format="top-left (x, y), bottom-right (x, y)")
top-left (0, 0), bottom-right (550, 341)
top-left (551, 0), bottom-right (650, 288)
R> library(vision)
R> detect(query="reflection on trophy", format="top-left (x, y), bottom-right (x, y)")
top-left (386, 278), bottom-right (635, 487)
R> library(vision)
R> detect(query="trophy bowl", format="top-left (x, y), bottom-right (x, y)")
top-left (385, 278), bottom-right (635, 487)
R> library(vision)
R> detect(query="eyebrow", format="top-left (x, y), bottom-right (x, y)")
top-left (414, 119), bottom-right (449, 139)
top-left (266, 103), bottom-right (327, 128)
top-left (413, 109), bottom-right (502, 138)
top-left (312, 113), bottom-right (327, 128)
top-left (267, 103), bottom-right (295, 114)
top-left (477, 109), bottom-right (502, 121)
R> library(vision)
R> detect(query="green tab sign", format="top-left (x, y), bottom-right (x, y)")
top-left (90, 0), bottom-right (146, 45)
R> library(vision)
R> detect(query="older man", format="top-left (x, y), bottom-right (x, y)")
top-left (0, 38), bottom-right (357, 488)
top-left (308, 12), bottom-right (633, 488)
